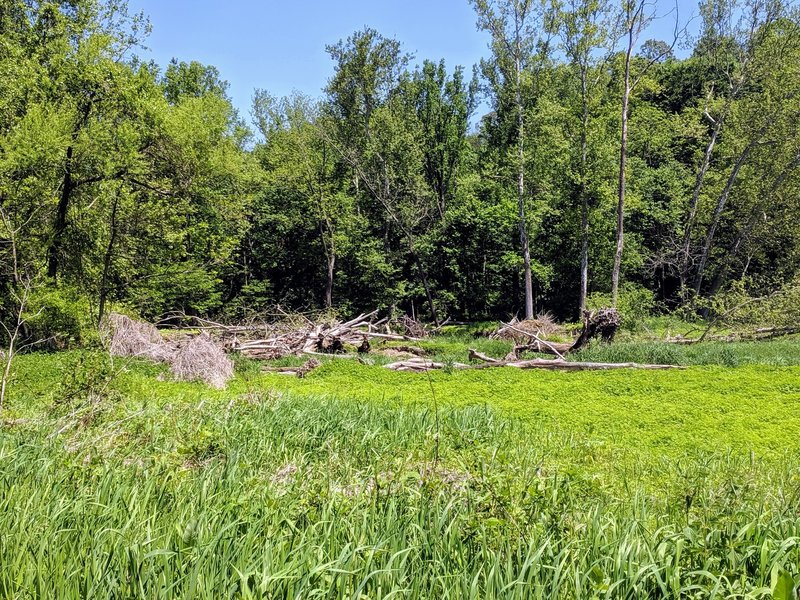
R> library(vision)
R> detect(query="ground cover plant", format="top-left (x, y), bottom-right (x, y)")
top-left (1, 339), bottom-right (799, 599)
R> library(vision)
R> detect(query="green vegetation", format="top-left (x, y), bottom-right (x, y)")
top-left (3, 0), bottom-right (800, 330)
top-left (1, 342), bottom-right (799, 597)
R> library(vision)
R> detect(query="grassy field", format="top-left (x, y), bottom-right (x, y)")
top-left (1, 338), bottom-right (800, 598)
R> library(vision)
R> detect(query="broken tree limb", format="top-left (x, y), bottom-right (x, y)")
top-left (385, 359), bottom-right (471, 372)
top-left (468, 348), bottom-right (502, 364)
top-left (262, 358), bottom-right (322, 378)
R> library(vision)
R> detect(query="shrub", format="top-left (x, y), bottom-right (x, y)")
top-left (23, 285), bottom-right (96, 349)
top-left (587, 283), bottom-right (654, 331)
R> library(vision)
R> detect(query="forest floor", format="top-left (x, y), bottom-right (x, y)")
top-left (1, 330), bottom-right (799, 597)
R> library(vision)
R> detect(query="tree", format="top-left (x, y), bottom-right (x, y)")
top-left (471, 0), bottom-right (558, 319)
top-left (560, 0), bottom-right (614, 314)
top-left (611, 0), bottom-right (678, 306)
top-left (252, 91), bottom-right (353, 308)
top-left (680, 0), bottom-right (785, 297)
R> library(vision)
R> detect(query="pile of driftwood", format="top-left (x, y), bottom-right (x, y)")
top-left (172, 310), bottom-right (423, 361)
top-left (491, 309), bottom-right (621, 360)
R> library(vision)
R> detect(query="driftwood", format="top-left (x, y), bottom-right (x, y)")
top-left (261, 358), bottom-right (321, 378)
top-left (227, 311), bottom-right (423, 360)
top-left (385, 353), bottom-right (684, 373)
top-left (509, 309), bottom-right (621, 359)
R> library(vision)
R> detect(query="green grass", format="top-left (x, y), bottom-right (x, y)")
top-left (573, 339), bottom-right (800, 367)
top-left (1, 344), bottom-right (800, 598)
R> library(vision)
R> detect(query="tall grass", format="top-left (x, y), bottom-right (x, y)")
top-left (573, 339), bottom-right (800, 366)
top-left (1, 394), bottom-right (798, 598)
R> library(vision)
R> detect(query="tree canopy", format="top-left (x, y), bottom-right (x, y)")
top-left (2, 0), bottom-right (800, 336)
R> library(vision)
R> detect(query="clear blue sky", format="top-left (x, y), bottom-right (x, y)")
top-left (128, 0), bottom-right (698, 123)
top-left (127, 0), bottom-right (491, 120)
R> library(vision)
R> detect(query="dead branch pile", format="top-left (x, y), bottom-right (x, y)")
top-left (101, 313), bottom-right (171, 362)
top-left (398, 315), bottom-right (428, 338)
top-left (169, 333), bottom-right (234, 389)
top-left (227, 311), bottom-right (422, 360)
top-left (491, 313), bottom-right (565, 343)
top-left (496, 309), bottom-right (622, 359)
top-left (102, 313), bottom-right (233, 388)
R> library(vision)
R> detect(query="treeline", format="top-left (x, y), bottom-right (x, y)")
top-left (1, 0), bottom-right (799, 335)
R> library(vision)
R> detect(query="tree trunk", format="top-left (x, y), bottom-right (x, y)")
top-left (693, 131), bottom-right (764, 294)
top-left (516, 54), bottom-right (534, 319)
top-left (578, 67), bottom-right (590, 315)
top-left (680, 117), bottom-right (721, 294)
top-left (324, 251), bottom-right (335, 309)
top-left (707, 152), bottom-right (800, 297)
top-left (98, 192), bottom-right (120, 324)
top-left (47, 145), bottom-right (75, 279)
top-left (612, 30), bottom-right (633, 307)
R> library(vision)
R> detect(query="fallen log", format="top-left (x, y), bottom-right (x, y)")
top-left (384, 354), bottom-right (684, 373)
top-left (262, 358), bottom-right (321, 378)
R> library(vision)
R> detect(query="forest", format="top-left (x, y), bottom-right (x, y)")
top-left (2, 0), bottom-right (799, 334)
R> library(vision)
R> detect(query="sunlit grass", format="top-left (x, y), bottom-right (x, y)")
top-left (2, 342), bottom-right (800, 597)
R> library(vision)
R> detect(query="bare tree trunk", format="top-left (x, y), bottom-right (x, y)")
top-left (693, 132), bottom-right (763, 294)
top-left (680, 117), bottom-right (721, 293)
top-left (1, 282), bottom-right (31, 413)
top-left (612, 29), bottom-right (633, 307)
top-left (324, 252), bottom-right (335, 309)
top-left (578, 68), bottom-right (590, 315)
top-left (516, 54), bottom-right (534, 319)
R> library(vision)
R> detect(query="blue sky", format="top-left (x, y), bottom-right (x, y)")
top-left (127, 0), bottom-right (491, 121)
top-left (128, 0), bottom-right (698, 124)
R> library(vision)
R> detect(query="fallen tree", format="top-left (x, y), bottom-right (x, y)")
top-left (385, 353), bottom-right (684, 373)
top-left (501, 309), bottom-right (622, 359)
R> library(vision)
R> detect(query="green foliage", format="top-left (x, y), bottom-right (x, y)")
top-left (587, 282), bottom-right (655, 330)
top-left (2, 0), bottom-right (800, 330)
top-left (24, 284), bottom-right (96, 348)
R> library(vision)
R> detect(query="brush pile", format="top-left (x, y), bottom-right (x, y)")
top-left (101, 313), bottom-right (171, 362)
top-left (169, 333), bottom-right (234, 388)
top-left (220, 311), bottom-right (421, 360)
top-left (491, 313), bottom-right (565, 343)
top-left (102, 313), bottom-right (234, 388)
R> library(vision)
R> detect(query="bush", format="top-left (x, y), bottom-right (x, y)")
top-left (587, 283), bottom-right (654, 331)
top-left (24, 285), bottom-right (96, 349)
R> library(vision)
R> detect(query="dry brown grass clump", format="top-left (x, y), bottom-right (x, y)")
top-left (102, 313), bottom-right (171, 362)
top-left (492, 313), bottom-right (566, 343)
top-left (169, 333), bottom-right (234, 389)
top-left (103, 313), bottom-right (233, 388)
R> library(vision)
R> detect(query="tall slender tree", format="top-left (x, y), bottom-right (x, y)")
top-left (471, 0), bottom-right (558, 319)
